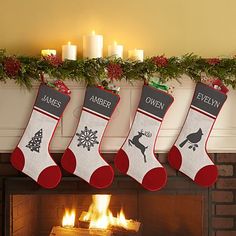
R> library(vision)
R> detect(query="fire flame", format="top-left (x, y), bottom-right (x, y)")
top-left (83, 194), bottom-right (130, 230)
top-left (62, 209), bottom-right (75, 228)
top-left (116, 209), bottom-right (128, 228)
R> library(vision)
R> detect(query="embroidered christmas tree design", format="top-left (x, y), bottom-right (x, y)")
top-left (26, 129), bottom-right (43, 153)
top-left (76, 126), bottom-right (99, 151)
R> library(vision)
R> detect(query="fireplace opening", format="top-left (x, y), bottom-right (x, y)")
top-left (7, 180), bottom-right (207, 236)
top-left (10, 193), bottom-right (205, 236)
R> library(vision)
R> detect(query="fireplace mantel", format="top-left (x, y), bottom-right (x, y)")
top-left (0, 76), bottom-right (236, 153)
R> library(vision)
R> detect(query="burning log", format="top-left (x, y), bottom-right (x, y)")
top-left (78, 211), bottom-right (140, 233)
top-left (50, 195), bottom-right (140, 236)
top-left (50, 226), bottom-right (112, 236)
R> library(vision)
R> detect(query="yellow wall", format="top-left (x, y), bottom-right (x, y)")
top-left (0, 0), bottom-right (236, 57)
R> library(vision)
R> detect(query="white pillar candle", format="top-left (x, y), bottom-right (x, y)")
top-left (108, 41), bottom-right (123, 58)
top-left (83, 31), bottom-right (103, 58)
top-left (41, 49), bottom-right (56, 57)
top-left (62, 42), bottom-right (77, 61)
top-left (128, 49), bottom-right (144, 61)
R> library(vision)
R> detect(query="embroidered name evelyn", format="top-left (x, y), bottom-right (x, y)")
top-left (90, 96), bottom-right (111, 108)
top-left (145, 97), bottom-right (165, 110)
top-left (196, 93), bottom-right (220, 108)
top-left (41, 95), bottom-right (61, 108)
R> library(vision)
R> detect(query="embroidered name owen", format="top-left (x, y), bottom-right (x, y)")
top-left (145, 97), bottom-right (165, 110)
top-left (41, 95), bottom-right (61, 108)
top-left (89, 95), bottom-right (111, 109)
top-left (196, 92), bottom-right (220, 108)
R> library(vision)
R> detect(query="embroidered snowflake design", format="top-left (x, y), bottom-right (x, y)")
top-left (76, 126), bottom-right (99, 151)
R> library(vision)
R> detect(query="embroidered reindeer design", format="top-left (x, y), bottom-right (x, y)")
top-left (128, 129), bottom-right (150, 163)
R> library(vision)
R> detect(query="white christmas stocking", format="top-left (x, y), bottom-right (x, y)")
top-left (114, 85), bottom-right (174, 191)
top-left (11, 83), bottom-right (70, 188)
top-left (61, 86), bottom-right (120, 189)
top-left (168, 82), bottom-right (227, 187)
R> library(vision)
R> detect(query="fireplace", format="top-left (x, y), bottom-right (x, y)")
top-left (7, 181), bottom-right (206, 236)
top-left (0, 153), bottom-right (235, 236)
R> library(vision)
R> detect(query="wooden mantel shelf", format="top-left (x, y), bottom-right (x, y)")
top-left (0, 76), bottom-right (236, 153)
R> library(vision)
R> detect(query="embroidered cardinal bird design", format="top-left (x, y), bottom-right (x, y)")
top-left (179, 128), bottom-right (203, 151)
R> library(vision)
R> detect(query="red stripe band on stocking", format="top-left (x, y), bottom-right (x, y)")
top-left (82, 107), bottom-right (110, 121)
top-left (190, 105), bottom-right (216, 119)
top-left (137, 108), bottom-right (163, 122)
top-left (34, 106), bottom-right (60, 120)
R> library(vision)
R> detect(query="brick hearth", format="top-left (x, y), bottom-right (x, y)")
top-left (0, 153), bottom-right (235, 236)
top-left (210, 154), bottom-right (236, 236)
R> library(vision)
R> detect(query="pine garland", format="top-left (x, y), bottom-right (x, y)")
top-left (1, 49), bottom-right (236, 89)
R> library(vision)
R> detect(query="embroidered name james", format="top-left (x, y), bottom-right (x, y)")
top-left (41, 95), bottom-right (61, 108)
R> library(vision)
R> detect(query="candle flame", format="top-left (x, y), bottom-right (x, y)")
top-left (92, 30), bottom-right (96, 35)
top-left (114, 41), bottom-right (117, 45)
top-left (68, 41), bottom-right (71, 45)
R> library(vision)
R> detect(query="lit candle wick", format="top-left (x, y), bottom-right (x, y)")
top-left (92, 30), bottom-right (96, 35)
top-left (68, 41), bottom-right (71, 45)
